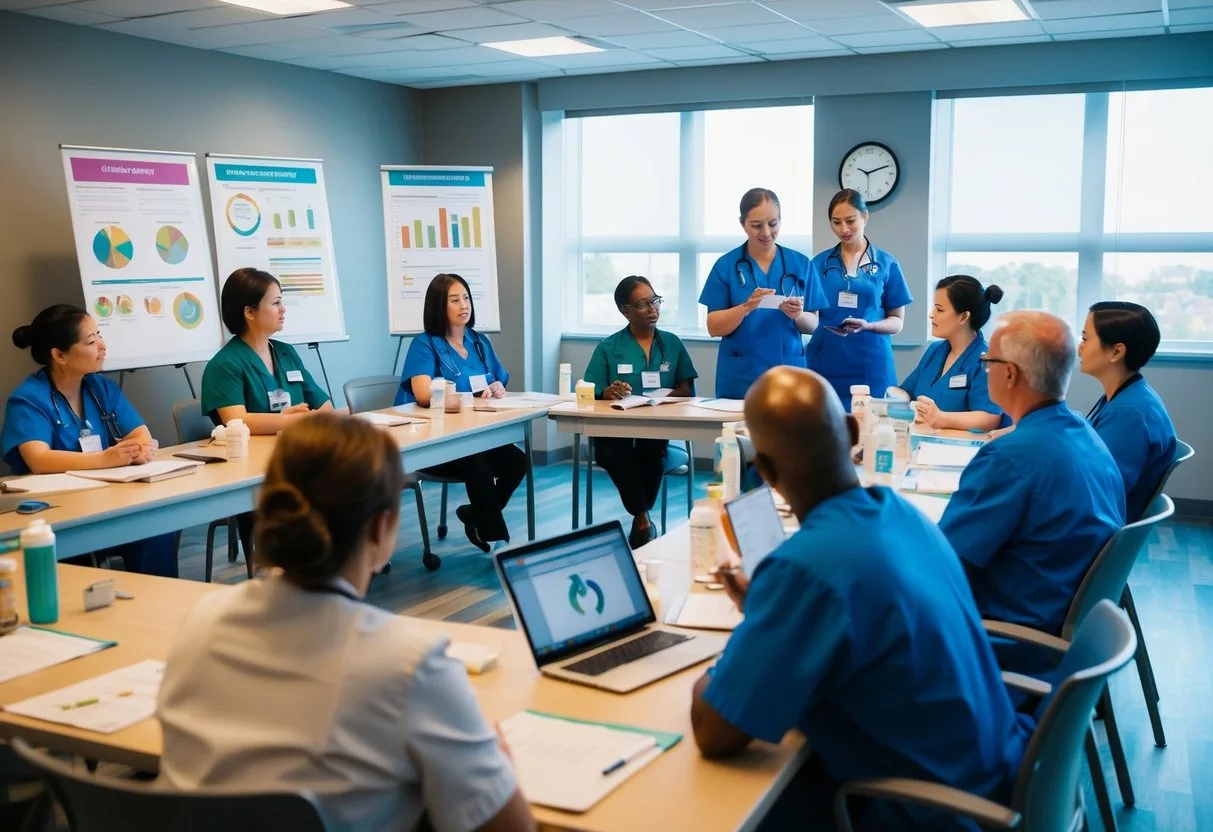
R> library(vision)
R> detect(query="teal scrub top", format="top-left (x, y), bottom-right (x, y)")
top-left (940, 402), bottom-right (1125, 635)
top-left (704, 486), bottom-right (1031, 830)
top-left (900, 336), bottom-right (1009, 427)
top-left (200, 337), bottom-right (329, 425)
top-left (583, 327), bottom-right (697, 398)
top-left (1086, 374), bottom-right (1177, 522)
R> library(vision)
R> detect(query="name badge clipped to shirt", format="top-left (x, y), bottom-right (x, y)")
top-left (469, 374), bottom-right (489, 393)
top-left (641, 371), bottom-right (662, 390)
top-left (286, 370), bottom-right (304, 384)
top-left (79, 429), bottom-right (102, 453)
top-left (838, 291), bottom-right (859, 309)
top-left (268, 389), bottom-right (291, 413)
top-left (617, 363), bottom-right (633, 374)
top-left (949, 374), bottom-right (967, 389)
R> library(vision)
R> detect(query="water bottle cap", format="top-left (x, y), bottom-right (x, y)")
top-left (850, 385), bottom-right (870, 395)
top-left (559, 363), bottom-right (571, 371)
top-left (27, 519), bottom-right (46, 529)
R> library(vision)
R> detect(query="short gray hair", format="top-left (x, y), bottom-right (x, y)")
top-left (993, 310), bottom-right (1075, 399)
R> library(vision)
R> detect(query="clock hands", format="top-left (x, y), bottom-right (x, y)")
top-left (857, 164), bottom-right (890, 176)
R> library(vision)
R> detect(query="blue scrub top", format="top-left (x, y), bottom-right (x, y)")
top-left (1087, 375), bottom-right (1177, 522)
top-left (901, 336), bottom-right (1008, 426)
top-left (698, 243), bottom-right (827, 400)
top-left (940, 402), bottom-right (1125, 635)
top-left (395, 330), bottom-right (509, 406)
top-left (805, 240), bottom-right (913, 408)
top-left (2, 370), bottom-right (144, 474)
top-left (704, 486), bottom-right (1031, 828)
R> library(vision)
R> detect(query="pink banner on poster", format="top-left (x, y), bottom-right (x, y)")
top-left (70, 156), bottom-right (190, 185)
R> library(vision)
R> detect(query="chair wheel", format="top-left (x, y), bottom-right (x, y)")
top-left (423, 552), bottom-right (442, 571)
top-left (437, 524), bottom-right (448, 540)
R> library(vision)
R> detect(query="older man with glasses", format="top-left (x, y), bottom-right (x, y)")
top-left (939, 310), bottom-right (1124, 641)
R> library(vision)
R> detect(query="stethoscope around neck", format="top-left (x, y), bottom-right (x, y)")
top-left (49, 376), bottom-right (122, 442)
top-left (736, 244), bottom-right (802, 298)
top-left (824, 238), bottom-right (881, 282)
top-left (431, 331), bottom-right (488, 379)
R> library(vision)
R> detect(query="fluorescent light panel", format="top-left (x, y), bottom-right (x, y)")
top-left (899, 0), bottom-right (1027, 27)
top-left (482, 36), bottom-right (603, 57)
top-left (218, 0), bottom-right (351, 14)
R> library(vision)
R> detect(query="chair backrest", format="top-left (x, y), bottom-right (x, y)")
top-left (10, 737), bottom-right (329, 832)
top-left (1062, 494), bottom-right (1174, 637)
top-left (343, 375), bottom-right (402, 415)
top-left (1143, 438), bottom-right (1193, 518)
top-left (172, 399), bottom-right (216, 444)
top-left (1012, 600), bottom-right (1137, 830)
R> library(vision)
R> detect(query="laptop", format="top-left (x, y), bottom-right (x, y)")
top-left (724, 486), bottom-right (788, 578)
top-left (494, 522), bottom-right (727, 693)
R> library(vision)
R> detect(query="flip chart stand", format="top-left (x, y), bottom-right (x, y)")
top-left (307, 342), bottom-right (334, 403)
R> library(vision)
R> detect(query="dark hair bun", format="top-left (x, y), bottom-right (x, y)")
top-left (12, 325), bottom-right (32, 351)
top-left (986, 284), bottom-right (1004, 305)
top-left (256, 483), bottom-right (333, 585)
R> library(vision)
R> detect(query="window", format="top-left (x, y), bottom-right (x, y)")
top-left (564, 104), bottom-right (813, 333)
top-left (937, 86), bottom-right (1213, 353)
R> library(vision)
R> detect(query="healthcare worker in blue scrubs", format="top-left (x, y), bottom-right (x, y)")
top-left (2, 304), bottom-right (178, 576)
top-left (898, 274), bottom-right (1007, 432)
top-left (396, 273), bottom-right (526, 553)
top-left (699, 188), bottom-right (826, 400)
top-left (1079, 301), bottom-right (1176, 522)
top-left (691, 367), bottom-right (1030, 830)
top-left (806, 189), bottom-right (913, 407)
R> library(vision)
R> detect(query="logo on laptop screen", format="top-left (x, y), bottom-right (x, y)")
top-left (568, 573), bottom-right (605, 615)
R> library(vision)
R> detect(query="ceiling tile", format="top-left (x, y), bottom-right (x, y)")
top-left (20, 4), bottom-right (122, 24)
top-left (765, 48), bottom-right (853, 59)
top-left (0, 0), bottom-right (88, 9)
top-left (1045, 11), bottom-right (1165, 32)
top-left (388, 5), bottom-right (528, 30)
top-left (438, 21), bottom-right (573, 43)
top-left (948, 34), bottom-right (1052, 47)
top-left (750, 34), bottom-right (844, 53)
top-left (651, 2), bottom-right (786, 29)
top-left (853, 41), bottom-right (949, 54)
top-left (284, 52), bottom-right (397, 69)
top-left (222, 34), bottom-right (403, 59)
top-left (533, 48), bottom-right (665, 68)
top-left (798, 13), bottom-right (918, 35)
top-left (1169, 22), bottom-right (1213, 33)
top-left (462, 58), bottom-right (559, 76)
top-left (760, 0), bottom-right (894, 21)
top-left (642, 42), bottom-right (751, 59)
top-left (619, 0), bottom-right (741, 9)
top-left (1170, 7), bottom-right (1213, 25)
top-left (833, 28), bottom-right (941, 47)
top-left (1029, 0), bottom-right (1161, 19)
top-left (489, 0), bottom-right (624, 21)
top-left (362, 0), bottom-right (475, 11)
top-left (697, 21), bottom-right (817, 43)
top-left (70, 0), bottom-right (217, 17)
top-left (395, 32), bottom-right (475, 49)
top-left (936, 20), bottom-right (1046, 41)
top-left (341, 65), bottom-right (477, 83)
top-left (291, 7), bottom-right (404, 28)
top-left (192, 18), bottom-right (335, 47)
top-left (555, 12), bottom-right (677, 35)
top-left (674, 54), bottom-right (765, 66)
top-left (121, 6), bottom-right (272, 27)
top-left (1169, 0), bottom-right (1213, 7)
top-left (95, 17), bottom-right (255, 48)
top-left (1051, 26), bottom-right (1165, 40)
top-left (602, 29), bottom-right (715, 47)
top-left (344, 23), bottom-right (422, 38)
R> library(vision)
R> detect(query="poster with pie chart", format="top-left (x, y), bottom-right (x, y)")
top-left (173, 292), bottom-right (204, 330)
top-left (92, 226), bottom-right (133, 269)
top-left (94, 297), bottom-right (113, 318)
top-left (116, 295), bottom-right (135, 316)
top-left (144, 296), bottom-right (163, 315)
top-left (155, 226), bottom-right (189, 265)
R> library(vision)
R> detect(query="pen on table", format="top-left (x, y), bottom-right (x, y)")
top-left (601, 742), bottom-right (657, 776)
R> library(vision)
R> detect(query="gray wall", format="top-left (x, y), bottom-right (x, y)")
top-left (0, 11), bottom-right (421, 448)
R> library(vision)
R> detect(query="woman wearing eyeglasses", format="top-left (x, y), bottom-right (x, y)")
top-left (396, 273), bottom-right (525, 553)
top-left (1, 304), bottom-right (177, 576)
top-left (584, 276), bottom-right (698, 548)
top-left (806, 189), bottom-right (913, 408)
top-left (699, 188), bottom-right (827, 400)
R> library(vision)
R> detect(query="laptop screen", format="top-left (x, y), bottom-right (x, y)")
top-left (497, 523), bottom-right (654, 663)
top-left (725, 486), bottom-right (787, 577)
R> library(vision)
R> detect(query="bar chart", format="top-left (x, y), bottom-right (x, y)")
top-left (399, 206), bottom-right (483, 250)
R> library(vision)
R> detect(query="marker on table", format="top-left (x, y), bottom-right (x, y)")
top-left (601, 739), bottom-right (658, 776)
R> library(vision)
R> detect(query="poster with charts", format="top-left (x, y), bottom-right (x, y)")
top-left (380, 166), bottom-right (500, 334)
top-left (59, 146), bottom-right (223, 371)
top-left (206, 154), bottom-right (347, 344)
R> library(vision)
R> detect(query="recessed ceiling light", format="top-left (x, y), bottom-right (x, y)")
top-left (482, 36), bottom-right (603, 58)
top-left (898, 0), bottom-right (1027, 27)
top-left (218, 0), bottom-right (351, 15)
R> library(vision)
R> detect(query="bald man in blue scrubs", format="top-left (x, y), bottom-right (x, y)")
top-left (940, 311), bottom-right (1125, 638)
top-left (691, 367), bottom-right (1030, 831)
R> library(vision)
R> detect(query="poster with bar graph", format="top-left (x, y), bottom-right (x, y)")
top-left (380, 165), bottom-right (500, 333)
top-left (205, 154), bottom-right (348, 344)
top-left (60, 145), bottom-right (223, 371)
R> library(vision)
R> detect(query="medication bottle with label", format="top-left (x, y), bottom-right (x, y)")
top-left (21, 519), bottom-right (58, 625)
top-left (558, 363), bottom-right (573, 400)
top-left (689, 501), bottom-right (722, 582)
top-left (225, 419), bottom-right (249, 462)
top-left (850, 385), bottom-right (870, 433)
top-left (0, 558), bottom-right (19, 634)
top-left (871, 423), bottom-right (896, 485)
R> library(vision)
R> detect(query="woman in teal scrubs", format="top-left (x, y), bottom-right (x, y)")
top-left (699, 188), bottom-right (826, 400)
top-left (806, 189), bottom-right (913, 408)
top-left (1079, 301), bottom-right (1176, 521)
top-left (899, 274), bottom-right (1006, 432)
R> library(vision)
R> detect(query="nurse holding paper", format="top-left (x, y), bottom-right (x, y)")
top-left (699, 188), bottom-right (826, 400)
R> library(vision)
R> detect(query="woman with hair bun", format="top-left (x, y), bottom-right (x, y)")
top-left (899, 274), bottom-right (1008, 432)
top-left (158, 413), bottom-right (535, 832)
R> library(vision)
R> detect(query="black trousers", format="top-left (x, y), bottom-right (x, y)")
top-left (426, 444), bottom-right (527, 542)
top-left (594, 438), bottom-right (668, 517)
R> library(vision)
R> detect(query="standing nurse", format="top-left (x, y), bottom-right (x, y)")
top-left (806, 189), bottom-right (913, 406)
top-left (700, 188), bottom-right (826, 400)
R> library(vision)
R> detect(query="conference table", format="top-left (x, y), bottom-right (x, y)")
top-left (0, 404), bottom-right (548, 559)
top-left (0, 532), bottom-right (807, 832)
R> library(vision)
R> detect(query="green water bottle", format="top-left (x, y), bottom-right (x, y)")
top-left (21, 519), bottom-right (58, 625)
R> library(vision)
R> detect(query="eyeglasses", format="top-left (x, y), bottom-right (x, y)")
top-left (978, 354), bottom-right (1015, 373)
top-left (627, 296), bottom-right (664, 311)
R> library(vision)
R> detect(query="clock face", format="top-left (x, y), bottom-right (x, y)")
top-left (838, 142), bottom-right (899, 205)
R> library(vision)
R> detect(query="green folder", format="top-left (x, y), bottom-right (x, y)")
top-left (526, 710), bottom-right (682, 751)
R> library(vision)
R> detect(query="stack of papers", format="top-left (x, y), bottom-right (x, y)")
top-left (900, 468), bottom-right (964, 495)
top-left (0, 627), bottom-right (117, 684)
top-left (354, 411), bottom-right (422, 428)
top-left (913, 441), bottom-right (981, 468)
top-left (609, 391), bottom-right (695, 410)
top-left (665, 594), bottom-right (742, 631)
top-left (3, 660), bottom-right (164, 734)
top-left (474, 394), bottom-right (563, 411)
top-left (0, 474), bottom-right (108, 496)
top-left (67, 460), bottom-right (204, 483)
top-left (694, 398), bottom-right (746, 414)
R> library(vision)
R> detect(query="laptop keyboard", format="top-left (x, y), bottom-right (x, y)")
top-left (562, 630), bottom-right (693, 677)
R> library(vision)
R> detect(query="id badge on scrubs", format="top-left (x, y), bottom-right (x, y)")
top-left (838, 291), bottom-right (859, 309)
top-left (79, 431), bottom-right (102, 453)
top-left (618, 363), bottom-right (633, 374)
top-left (268, 389), bottom-right (291, 413)
top-left (949, 374), bottom-right (967, 389)
top-left (641, 371), bottom-right (662, 390)
top-left (286, 370), bottom-right (304, 384)
top-left (469, 374), bottom-right (489, 393)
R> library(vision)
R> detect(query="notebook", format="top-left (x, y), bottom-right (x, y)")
top-left (913, 441), bottom-right (981, 469)
top-left (899, 468), bottom-right (963, 496)
top-left (3, 660), bottom-right (163, 734)
top-left (665, 593), bottom-right (742, 631)
top-left (354, 411), bottom-right (423, 428)
top-left (0, 627), bottom-right (117, 684)
top-left (609, 391), bottom-right (694, 410)
top-left (0, 474), bottom-right (109, 495)
top-left (67, 460), bottom-right (204, 484)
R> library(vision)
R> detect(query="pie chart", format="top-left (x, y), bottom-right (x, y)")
top-left (226, 193), bottom-right (261, 237)
top-left (173, 292), bottom-right (204, 330)
top-left (94, 297), bottom-right (113, 318)
top-left (92, 226), bottom-right (133, 269)
top-left (155, 226), bottom-right (189, 265)
top-left (116, 295), bottom-right (135, 316)
top-left (144, 296), bottom-right (163, 315)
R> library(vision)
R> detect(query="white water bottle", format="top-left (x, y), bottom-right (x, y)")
top-left (689, 501), bottom-right (721, 581)
top-left (719, 425), bottom-right (741, 501)
top-left (559, 363), bottom-right (573, 400)
top-left (225, 419), bottom-right (249, 461)
top-left (850, 384), bottom-right (870, 432)
top-left (871, 423), bottom-right (896, 484)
